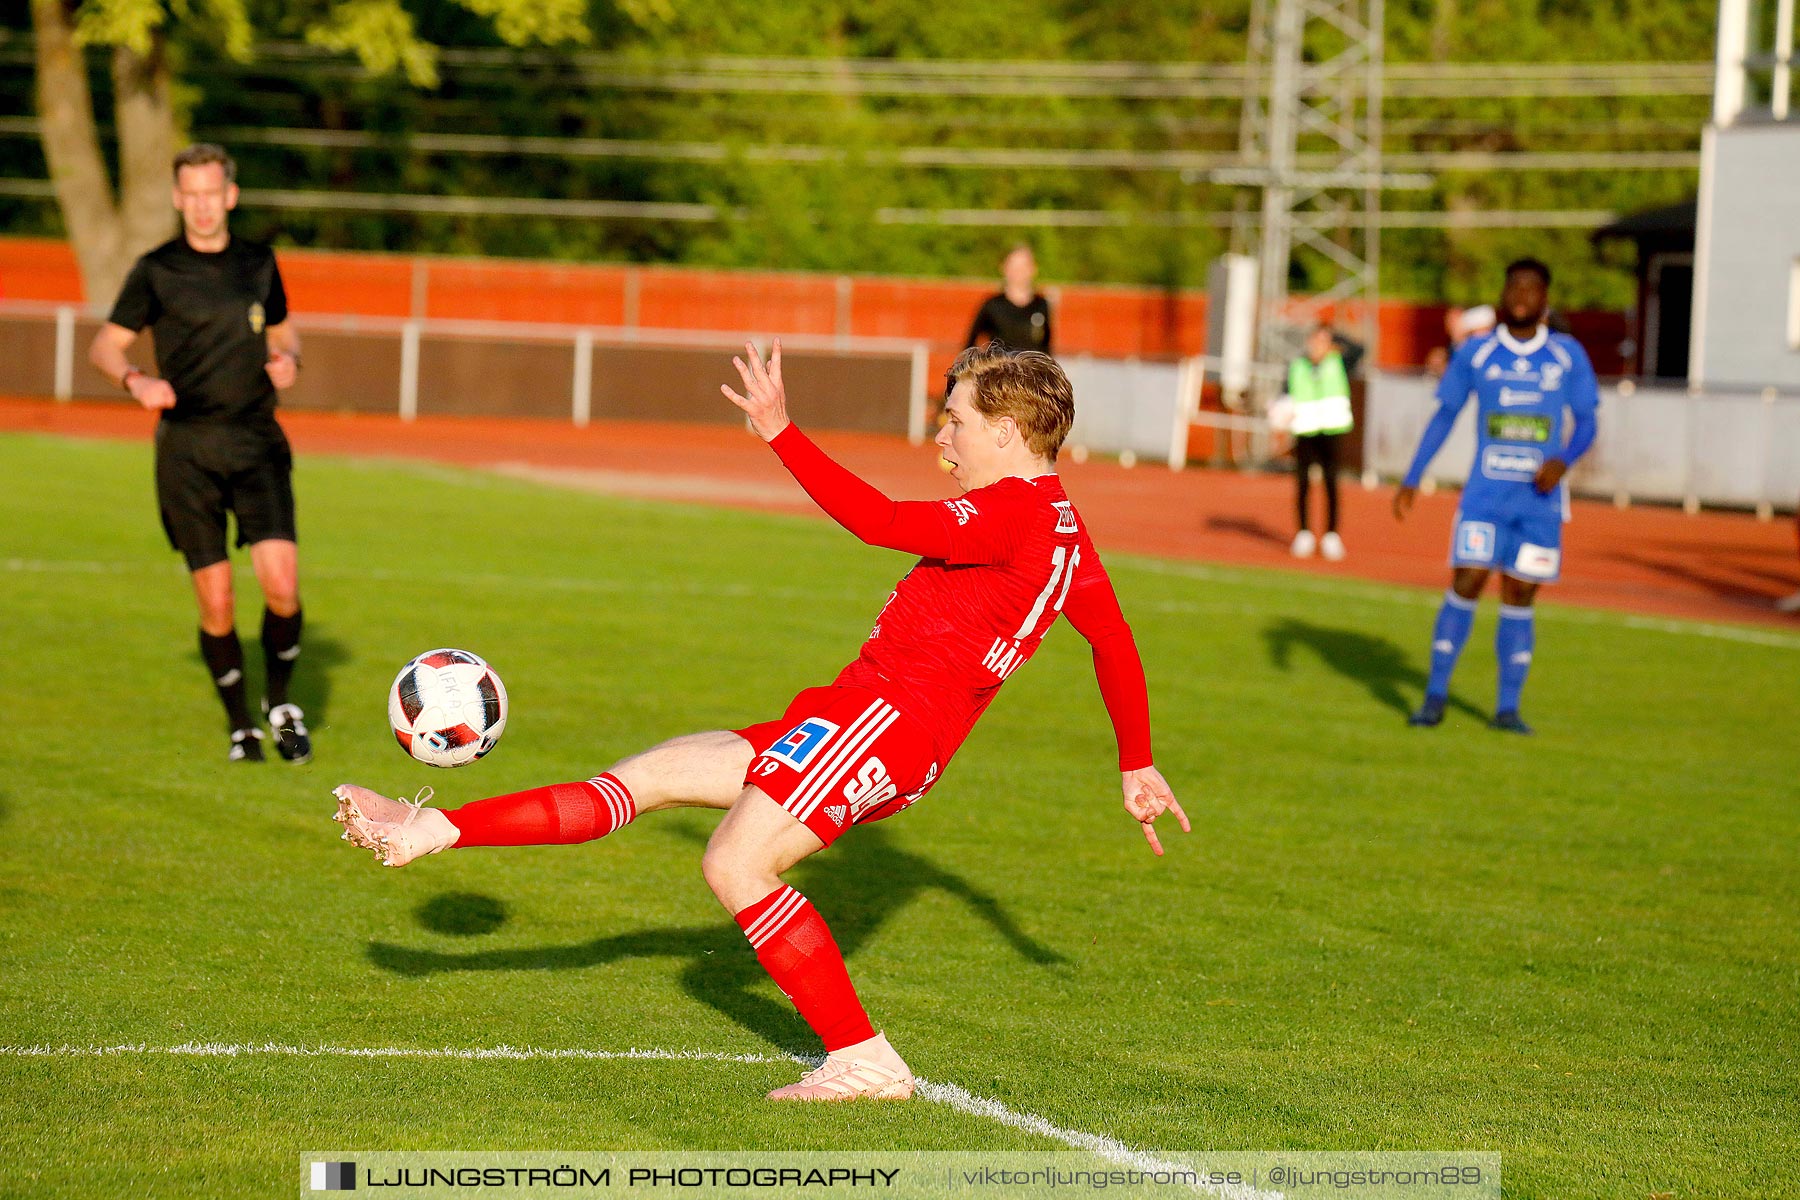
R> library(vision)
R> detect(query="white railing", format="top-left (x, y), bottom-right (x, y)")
top-left (1365, 371), bottom-right (1800, 515)
top-left (0, 300), bottom-right (932, 443)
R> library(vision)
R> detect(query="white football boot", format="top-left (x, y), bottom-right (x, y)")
top-left (332, 784), bottom-right (458, 867)
top-left (767, 1032), bottom-right (914, 1102)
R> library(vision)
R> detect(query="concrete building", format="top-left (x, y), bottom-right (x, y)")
top-left (1690, 0), bottom-right (1800, 389)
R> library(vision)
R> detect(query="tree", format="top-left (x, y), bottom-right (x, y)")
top-left (29, 0), bottom-right (592, 305)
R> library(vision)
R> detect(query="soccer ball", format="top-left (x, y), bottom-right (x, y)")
top-left (388, 649), bottom-right (508, 768)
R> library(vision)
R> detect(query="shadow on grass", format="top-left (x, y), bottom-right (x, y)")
top-left (1599, 549), bottom-right (1794, 607)
top-left (185, 627), bottom-right (350, 726)
top-left (1204, 514), bottom-right (1291, 548)
top-left (370, 824), bottom-right (1063, 1054)
top-left (1262, 617), bottom-right (1488, 723)
top-left (417, 892), bottom-right (509, 937)
top-left (281, 629), bottom-right (350, 728)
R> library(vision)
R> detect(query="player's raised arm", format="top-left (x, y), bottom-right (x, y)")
top-left (722, 339), bottom-right (792, 441)
top-left (723, 340), bottom-right (961, 558)
top-left (1060, 543), bottom-right (1188, 856)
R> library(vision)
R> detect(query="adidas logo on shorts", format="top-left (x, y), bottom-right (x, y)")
top-left (825, 804), bottom-right (848, 827)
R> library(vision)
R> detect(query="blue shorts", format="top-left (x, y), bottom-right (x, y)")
top-left (1449, 504), bottom-right (1564, 582)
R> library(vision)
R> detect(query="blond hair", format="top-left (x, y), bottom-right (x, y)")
top-left (172, 143), bottom-right (236, 183)
top-left (947, 342), bottom-right (1074, 461)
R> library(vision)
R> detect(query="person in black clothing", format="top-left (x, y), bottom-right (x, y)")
top-left (966, 244), bottom-right (1052, 355)
top-left (89, 143), bottom-right (311, 765)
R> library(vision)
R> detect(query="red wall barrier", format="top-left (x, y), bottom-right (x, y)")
top-left (279, 250), bottom-right (415, 318)
top-left (0, 237), bottom-right (1626, 374)
top-left (426, 260), bottom-right (632, 326)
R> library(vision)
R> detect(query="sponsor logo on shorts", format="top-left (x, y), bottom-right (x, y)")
top-left (1513, 542), bottom-right (1561, 580)
top-left (902, 762), bottom-right (940, 805)
top-left (825, 804), bottom-right (848, 827)
top-left (843, 756), bottom-right (898, 818)
top-left (765, 718), bottom-right (839, 770)
top-left (249, 302), bottom-right (266, 335)
top-left (1481, 444), bottom-right (1543, 481)
top-left (783, 700), bottom-right (901, 824)
top-left (1455, 520), bottom-right (1497, 563)
top-left (944, 499), bottom-right (980, 525)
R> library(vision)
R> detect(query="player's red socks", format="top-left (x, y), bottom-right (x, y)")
top-left (735, 885), bottom-right (875, 1052)
top-left (443, 773), bottom-right (636, 846)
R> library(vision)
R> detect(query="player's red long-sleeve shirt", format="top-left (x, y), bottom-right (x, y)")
top-left (769, 424), bottom-right (1154, 771)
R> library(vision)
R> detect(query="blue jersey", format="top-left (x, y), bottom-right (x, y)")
top-left (1405, 326), bottom-right (1600, 520)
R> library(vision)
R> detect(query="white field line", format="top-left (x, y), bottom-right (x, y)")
top-left (1, 1042), bottom-right (1279, 1200)
top-left (913, 1077), bottom-right (1278, 1200)
top-left (9, 553), bottom-right (1798, 650)
top-left (0, 1042), bottom-right (787, 1064)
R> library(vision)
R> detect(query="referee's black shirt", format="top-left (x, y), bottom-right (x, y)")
top-left (966, 292), bottom-right (1052, 355)
top-left (108, 236), bottom-right (289, 425)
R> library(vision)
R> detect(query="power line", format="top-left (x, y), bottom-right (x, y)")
top-left (0, 118), bottom-right (1698, 174)
top-left (0, 177), bottom-right (1618, 228)
top-left (0, 34), bottom-right (1717, 99)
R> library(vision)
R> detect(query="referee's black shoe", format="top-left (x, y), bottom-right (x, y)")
top-left (265, 702), bottom-right (314, 765)
top-left (230, 727), bottom-right (267, 763)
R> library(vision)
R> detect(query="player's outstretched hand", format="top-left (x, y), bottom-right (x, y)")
top-left (1391, 485), bottom-right (1416, 521)
top-left (1122, 765), bottom-right (1188, 857)
top-left (265, 351), bottom-right (299, 390)
top-left (1532, 458), bottom-right (1568, 494)
top-left (721, 339), bottom-right (792, 442)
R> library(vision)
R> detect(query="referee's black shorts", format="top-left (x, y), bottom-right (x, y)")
top-left (155, 419), bottom-right (297, 572)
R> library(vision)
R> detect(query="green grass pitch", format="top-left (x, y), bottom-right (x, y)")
top-left (1, 432), bottom-right (1794, 1199)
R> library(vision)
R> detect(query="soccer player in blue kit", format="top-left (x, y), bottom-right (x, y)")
top-left (1392, 258), bottom-right (1599, 733)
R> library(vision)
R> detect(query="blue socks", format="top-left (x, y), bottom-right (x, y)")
top-left (1495, 604), bottom-right (1536, 714)
top-left (1426, 590), bottom-right (1478, 699)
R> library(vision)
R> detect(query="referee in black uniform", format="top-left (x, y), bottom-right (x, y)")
top-left (965, 243), bottom-right (1052, 355)
top-left (89, 143), bottom-right (311, 764)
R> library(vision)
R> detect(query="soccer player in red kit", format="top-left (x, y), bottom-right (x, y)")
top-left (332, 340), bottom-right (1185, 1101)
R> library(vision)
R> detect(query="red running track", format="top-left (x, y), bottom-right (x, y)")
top-left (4, 395), bottom-right (1795, 630)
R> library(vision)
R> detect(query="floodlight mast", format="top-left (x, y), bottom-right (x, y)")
top-left (1238, 0), bottom-right (1387, 389)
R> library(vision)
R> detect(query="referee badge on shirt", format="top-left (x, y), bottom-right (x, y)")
top-left (248, 301), bottom-right (265, 334)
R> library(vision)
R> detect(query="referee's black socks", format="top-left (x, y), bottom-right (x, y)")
top-left (199, 628), bottom-right (255, 731)
top-left (262, 606), bottom-right (303, 708)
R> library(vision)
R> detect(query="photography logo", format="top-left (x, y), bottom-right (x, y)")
top-left (310, 1161), bottom-right (356, 1191)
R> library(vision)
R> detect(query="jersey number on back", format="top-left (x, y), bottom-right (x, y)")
top-left (1013, 545), bottom-right (1081, 640)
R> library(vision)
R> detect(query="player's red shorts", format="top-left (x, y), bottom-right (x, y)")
top-left (733, 685), bottom-right (941, 847)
